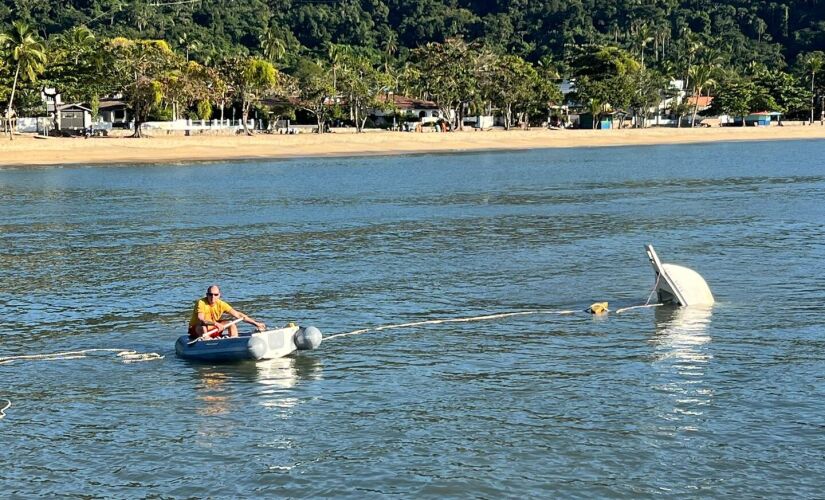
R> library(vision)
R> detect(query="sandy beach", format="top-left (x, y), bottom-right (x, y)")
top-left (1, 125), bottom-right (824, 168)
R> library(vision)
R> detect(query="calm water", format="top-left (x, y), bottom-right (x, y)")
top-left (1, 141), bottom-right (824, 497)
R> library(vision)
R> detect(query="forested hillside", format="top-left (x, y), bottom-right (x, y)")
top-left (2, 0), bottom-right (823, 68)
top-left (1, 0), bottom-right (823, 134)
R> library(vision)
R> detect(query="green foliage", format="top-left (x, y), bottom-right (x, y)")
top-left (2, 1), bottom-right (824, 131)
top-left (196, 100), bottom-right (212, 121)
top-left (0, 0), bottom-right (823, 71)
top-left (411, 37), bottom-right (482, 129)
top-left (106, 38), bottom-right (180, 136)
top-left (1, 21), bottom-right (47, 105)
top-left (711, 79), bottom-right (778, 119)
top-left (291, 57), bottom-right (335, 133)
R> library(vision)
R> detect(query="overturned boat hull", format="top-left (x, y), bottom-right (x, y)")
top-left (645, 244), bottom-right (714, 306)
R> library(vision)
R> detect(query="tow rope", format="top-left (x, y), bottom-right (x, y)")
top-left (327, 294), bottom-right (665, 342)
top-left (0, 349), bottom-right (163, 366)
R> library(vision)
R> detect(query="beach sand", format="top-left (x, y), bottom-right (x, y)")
top-left (1, 125), bottom-right (824, 168)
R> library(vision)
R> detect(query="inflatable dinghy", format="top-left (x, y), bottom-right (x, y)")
top-left (175, 324), bottom-right (322, 362)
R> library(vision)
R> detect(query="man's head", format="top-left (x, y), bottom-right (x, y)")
top-left (205, 285), bottom-right (221, 303)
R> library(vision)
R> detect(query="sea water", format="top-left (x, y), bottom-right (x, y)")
top-left (1, 140), bottom-right (824, 496)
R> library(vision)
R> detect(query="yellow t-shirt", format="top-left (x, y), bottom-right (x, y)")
top-left (189, 298), bottom-right (233, 327)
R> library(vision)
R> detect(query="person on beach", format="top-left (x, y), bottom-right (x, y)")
top-left (188, 285), bottom-right (266, 340)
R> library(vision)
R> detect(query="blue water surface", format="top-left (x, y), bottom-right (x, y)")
top-left (1, 140), bottom-right (824, 497)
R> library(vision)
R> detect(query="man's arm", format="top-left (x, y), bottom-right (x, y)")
top-left (197, 311), bottom-right (224, 333)
top-left (229, 308), bottom-right (266, 331)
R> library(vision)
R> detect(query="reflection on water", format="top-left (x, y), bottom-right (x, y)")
top-left (255, 356), bottom-right (324, 412)
top-left (650, 306), bottom-right (714, 431)
top-left (652, 306), bottom-right (713, 364)
top-left (256, 357), bottom-right (299, 410)
top-left (194, 367), bottom-right (232, 417)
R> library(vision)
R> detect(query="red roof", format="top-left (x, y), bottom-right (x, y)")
top-left (685, 96), bottom-right (713, 107)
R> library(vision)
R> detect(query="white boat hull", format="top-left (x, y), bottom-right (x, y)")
top-left (645, 244), bottom-right (714, 306)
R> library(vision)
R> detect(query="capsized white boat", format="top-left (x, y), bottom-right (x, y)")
top-left (645, 244), bottom-right (714, 306)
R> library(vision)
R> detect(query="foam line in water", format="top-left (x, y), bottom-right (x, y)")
top-left (0, 399), bottom-right (9, 420)
top-left (0, 349), bottom-right (164, 365)
top-left (325, 309), bottom-right (578, 340)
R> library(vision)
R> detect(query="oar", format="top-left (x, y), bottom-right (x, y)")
top-left (187, 317), bottom-right (245, 345)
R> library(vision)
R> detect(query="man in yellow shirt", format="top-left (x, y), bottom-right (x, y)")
top-left (188, 285), bottom-right (266, 340)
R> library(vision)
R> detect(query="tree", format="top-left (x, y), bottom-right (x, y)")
top-left (754, 69), bottom-right (811, 118)
top-left (711, 79), bottom-right (779, 124)
top-left (63, 26), bottom-right (96, 65)
top-left (292, 58), bottom-right (335, 134)
top-left (570, 46), bottom-right (640, 128)
top-left (753, 18), bottom-right (768, 44)
top-left (106, 38), bottom-right (180, 137)
top-left (260, 28), bottom-right (286, 64)
top-left (689, 64), bottom-right (717, 127)
top-left (0, 21), bottom-right (47, 140)
top-left (670, 98), bottom-right (691, 128)
top-left (798, 51), bottom-right (824, 123)
top-left (161, 61), bottom-right (211, 121)
top-left (631, 69), bottom-right (668, 128)
top-left (336, 50), bottom-right (392, 132)
top-left (481, 54), bottom-right (542, 130)
top-left (633, 22), bottom-right (654, 69)
top-left (43, 27), bottom-right (110, 122)
top-left (411, 38), bottom-right (483, 130)
top-left (223, 57), bottom-right (278, 136)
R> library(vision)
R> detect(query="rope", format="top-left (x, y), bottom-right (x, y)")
top-left (645, 274), bottom-right (661, 306)
top-left (325, 309), bottom-right (578, 340)
top-left (0, 399), bottom-right (9, 420)
top-left (327, 298), bottom-right (671, 341)
top-left (0, 349), bottom-right (163, 366)
top-left (615, 303), bottom-right (663, 314)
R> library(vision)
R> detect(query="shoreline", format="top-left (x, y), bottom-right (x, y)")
top-left (1, 126), bottom-right (824, 168)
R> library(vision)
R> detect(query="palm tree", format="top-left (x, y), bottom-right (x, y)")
top-left (679, 28), bottom-right (702, 90)
top-left (1, 21), bottom-right (48, 140)
top-left (382, 31), bottom-right (398, 73)
top-left (754, 18), bottom-right (768, 44)
top-left (689, 64), bottom-right (717, 127)
top-left (66, 25), bottom-right (95, 64)
top-left (635, 23), bottom-right (653, 69)
top-left (326, 43), bottom-right (353, 97)
top-left (800, 51), bottom-right (824, 123)
top-left (177, 32), bottom-right (200, 62)
top-left (259, 28), bottom-right (286, 64)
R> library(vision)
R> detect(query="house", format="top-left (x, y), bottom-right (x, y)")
top-left (719, 111), bottom-right (782, 126)
top-left (684, 95), bottom-right (713, 111)
top-left (745, 111), bottom-right (781, 126)
top-left (57, 104), bottom-right (92, 131)
top-left (372, 94), bottom-right (446, 127)
top-left (578, 112), bottom-right (614, 129)
top-left (98, 98), bottom-right (131, 128)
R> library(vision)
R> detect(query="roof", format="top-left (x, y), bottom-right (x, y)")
top-left (685, 96), bottom-right (713, 107)
top-left (98, 99), bottom-right (128, 110)
top-left (58, 103), bottom-right (92, 112)
top-left (379, 94), bottom-right (439, 110)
